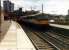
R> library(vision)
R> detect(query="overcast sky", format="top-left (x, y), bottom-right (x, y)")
top-left (1, 0), bottom-right (69, 15)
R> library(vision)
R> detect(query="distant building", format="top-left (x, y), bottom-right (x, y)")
top-left (17, 8), bottom-right (23, 16)
top-left (10, 3), bottom-right (14, 12)
top-left (13, 8), bottom-right (23, 16)
top-left (3, 0), bottom-right (14, 20)
top-left (3, 0), bottom-right (14, 12)
top-left (19, 8), bottom-right (22, 12)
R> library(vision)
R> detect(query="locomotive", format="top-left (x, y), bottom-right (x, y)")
top-left (23, 13), bottom-right (49, 26)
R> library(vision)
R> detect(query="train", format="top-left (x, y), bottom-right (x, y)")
top-left (21, 13), bottom-right (49, 26)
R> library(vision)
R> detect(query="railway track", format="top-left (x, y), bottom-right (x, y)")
top-left (46, 32), bottom-right (69, 44)
top-left (23, 26), bottom-right (57, 50)
top-left (23, 27), bottom-right (69, 50)
top-left (18, 21), bottom-right (69, 50)
top-left (49, 26), bottom-right (69, 37)
top-left (33, 31), bottom-right (69, 50)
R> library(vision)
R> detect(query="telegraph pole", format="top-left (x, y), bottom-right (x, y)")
top-left (31, 6), bottom-right (32, 11)
top-left (42, 4), bottom-right (43, 15)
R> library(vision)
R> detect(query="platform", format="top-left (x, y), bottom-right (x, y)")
top-left (0, 21), bottom-right (36, 50)
top-left (49, 24), bottom-right (69, 29)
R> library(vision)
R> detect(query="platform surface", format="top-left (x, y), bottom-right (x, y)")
top-left (0, 21), bottom-right (36, 50)
top-left (49, 24), bottom-right (69, 29)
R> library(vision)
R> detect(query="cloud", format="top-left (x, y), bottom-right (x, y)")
top-left (1, 0), bottom-right (69, 15)
top-left (23, 0), bottom-right (40, 2)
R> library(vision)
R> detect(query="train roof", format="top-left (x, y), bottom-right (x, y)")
top-left (26, 13), bottom-right (48, 20)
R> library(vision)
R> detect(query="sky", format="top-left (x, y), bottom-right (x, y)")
top-left (1, 0), bottom-right (69, 15)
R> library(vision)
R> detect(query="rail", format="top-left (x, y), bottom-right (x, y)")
top-left (22, 26), bottom-right (57, 50)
